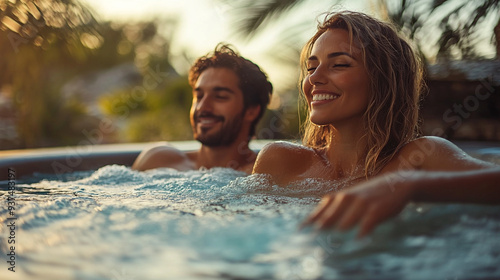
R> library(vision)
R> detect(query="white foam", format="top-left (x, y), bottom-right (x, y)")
top-left (1, 166), bottom-right (499, 279)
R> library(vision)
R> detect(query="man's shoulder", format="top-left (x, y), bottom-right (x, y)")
top-left (132, 144), bottom-right (193, 171)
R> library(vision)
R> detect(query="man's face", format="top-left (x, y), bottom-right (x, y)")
top-left (190, 67), bottom-right (247, 147)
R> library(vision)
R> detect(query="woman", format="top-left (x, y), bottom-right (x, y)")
top-left (252, 11), bottom-right (500, 238)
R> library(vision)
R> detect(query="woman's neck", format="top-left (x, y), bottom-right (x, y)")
top-left (325, 126), bottom-right (367, 178)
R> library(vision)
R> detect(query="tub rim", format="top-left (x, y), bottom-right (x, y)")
top-left (0, 140), bottom-right (275, 181)
top-left (0, 139), bottom-right (498, 181)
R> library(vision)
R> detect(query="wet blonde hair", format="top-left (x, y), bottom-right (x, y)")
top-left (299, 11), bottom-right (424, 177)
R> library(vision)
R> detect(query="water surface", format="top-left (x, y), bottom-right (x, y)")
top-left (1, 165), bottom-right (499, 279)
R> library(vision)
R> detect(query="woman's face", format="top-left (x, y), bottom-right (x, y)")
top-left (303, 28), bottom-right (371, 128)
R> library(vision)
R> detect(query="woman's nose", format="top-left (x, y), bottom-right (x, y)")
top-left (308, 66), bottom-right (327, 85)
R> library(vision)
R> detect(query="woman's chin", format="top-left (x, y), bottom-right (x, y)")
top-left (310, 117), bottom-right (331, 126)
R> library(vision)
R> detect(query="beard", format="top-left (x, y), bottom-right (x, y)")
top-left (193, 111), bottom-right (246, 147)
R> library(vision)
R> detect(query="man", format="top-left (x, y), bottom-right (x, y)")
top-left (132, 44), bottom-right (273, 174)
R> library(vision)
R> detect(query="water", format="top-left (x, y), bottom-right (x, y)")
top-left (1, 165), bottom-right (499, 280)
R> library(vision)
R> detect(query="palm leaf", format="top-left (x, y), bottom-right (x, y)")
top-left (386, 0), bottom-right (500, 59)
top-left (229, 0), bottom-right (304, 38)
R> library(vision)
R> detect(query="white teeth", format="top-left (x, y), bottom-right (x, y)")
top-left (312, 94), bottom-right (339, 101)
top-left (199, 119), bottom-right (216, 124)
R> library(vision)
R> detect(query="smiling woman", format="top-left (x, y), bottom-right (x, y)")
top-left (253, 10), bottom-right (424, 185)
top-left (252, 10), bottom-right (500, 238)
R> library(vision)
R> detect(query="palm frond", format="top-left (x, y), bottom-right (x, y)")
top-left (385, 0), bottom-right (500, 60)
top-left (229, 0), bottom-right (304, 38)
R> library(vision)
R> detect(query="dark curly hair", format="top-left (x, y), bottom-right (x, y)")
top-left (188, 43), bottom-right (273, 138)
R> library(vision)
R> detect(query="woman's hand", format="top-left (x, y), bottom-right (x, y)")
top-left (302, 171), bottom-right (420, 238)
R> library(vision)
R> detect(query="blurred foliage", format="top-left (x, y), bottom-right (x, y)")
top-left (126, 108), bottom-right (191, 142)
top-left (98, 76), bottom-right (193, 142)
top-left (382, 0), bottom-right (500, 61)
top-left (0, 0), bottom-right (102, 148)
top-left (16, 0), bottom-right (500, 149)
top-left (0, 0), bottom-right (304, 150)
top-left (224, 0), bottom-right (499, 61)
top-left (0, 0), bottom-right (193, 149)
top-left (256, 98), bottom-right (304, 140)
top-left (222, 0), bottom-right (500, 142)
top-left (224, 0), bottom-right (500, 62)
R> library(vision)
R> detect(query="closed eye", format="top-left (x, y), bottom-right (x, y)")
top-left (194, 94), bottom-right (203, 100)
top-left (307, 63), bottom-right (350, 72)
top-left (216, 95), bottom-right (229, 100)
top-left (193, 88), bottom-right (203, 100)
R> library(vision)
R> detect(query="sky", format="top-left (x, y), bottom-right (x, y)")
top-left (83, 0), bottom-right (372, 94)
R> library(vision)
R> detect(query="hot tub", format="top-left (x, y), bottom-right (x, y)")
top-left (0, 140), bottom-right (499, 279)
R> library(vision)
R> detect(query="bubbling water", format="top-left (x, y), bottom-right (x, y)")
top-left (0, 165), bottom-right (499, 280)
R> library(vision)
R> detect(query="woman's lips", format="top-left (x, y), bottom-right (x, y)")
top-left (311, 91), bottom-right (340, 106)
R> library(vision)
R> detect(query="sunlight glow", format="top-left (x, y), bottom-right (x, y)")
top-left (1, 16), bottom-right (21, 33)
top-left (80, 32), bottom-right (103, 49)
top-left (82, 0), bottom-right (376, 95)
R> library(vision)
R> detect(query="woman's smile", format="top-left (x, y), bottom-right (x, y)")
top-left (311, 89), bottom-right (340, 106)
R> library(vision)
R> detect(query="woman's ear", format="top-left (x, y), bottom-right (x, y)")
top-left (244, 105), bottom-right (261, 122)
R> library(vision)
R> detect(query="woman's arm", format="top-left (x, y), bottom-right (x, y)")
top-left (303, 137), bottom-right (500, 238)
top-left (302, 168), bottom-right (500, 238)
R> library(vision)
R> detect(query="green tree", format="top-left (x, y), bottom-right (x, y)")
top-left (99, 76), bottom-right (193, 143)
top-left (0, 0), bottom-right (184, 149)
top-left (0, 0), bottom-right (102, 148)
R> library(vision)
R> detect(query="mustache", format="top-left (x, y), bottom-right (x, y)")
top-left (194, 111), bottom-right (225, 122)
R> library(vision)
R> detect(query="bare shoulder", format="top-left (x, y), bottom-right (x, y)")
top-left (253, 141), bottom-right (316, 184)
top-left (399, 136), bottom-right (461, 155)
top-left (390, 136), bottom-right (494, 171)
top-left (254, 141), bottom-right (314, 169)
top-left (132, 144), bottom-right (193, 171)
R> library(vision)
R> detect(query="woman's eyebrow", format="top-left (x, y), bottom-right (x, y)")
top-left (307, 52), bottom-right (355, 62)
